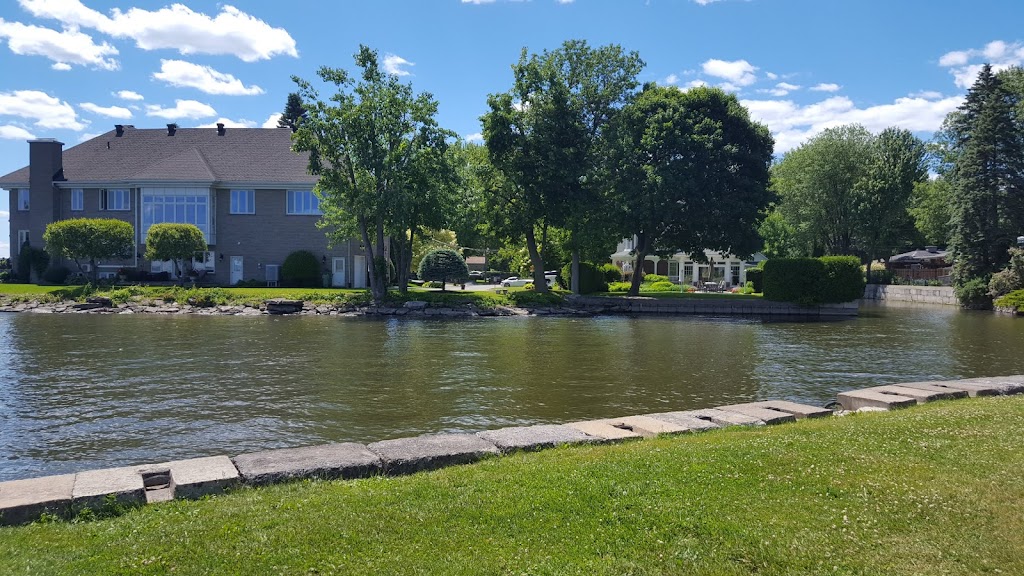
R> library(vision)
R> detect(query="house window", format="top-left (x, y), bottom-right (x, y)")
top-left (683, 263), bottom-right (693, 282)
top-left (230, 190), bottom-right (255, 214)
top-left (101, 188), bottom-right (131, 211)
top-left (141, 188), bottom-right (211, 243)
top-left (192, 251), bottom-right (216, 272)
top-left (731, 264), bottom-right (741, 286)
top-left (668, 260), bottom-right (680, 281)
top-left (286, 190), bottom-right (321, 215)
top-left (17, 189), bottom-right (29, 211)
top-left (71, 189), bottom-right (84, 211)
top-left (17, 230), bottom-right (29, 253)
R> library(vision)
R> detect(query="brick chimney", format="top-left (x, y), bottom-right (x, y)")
top-left (27, 138), bottom-right (64, 246)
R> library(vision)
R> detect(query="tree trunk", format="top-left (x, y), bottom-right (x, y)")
top-left (525, 227), bottom-right (547, 293)
top-left (90, 257), bottom-right (98, 284)
top-left (628, 236), bottom-right (648, 297)
top-left (358, 218), bottom-right (384, 303)
top-left (571, 250), bottom-right (580, 294)
top-left (865, 254), bottom-right (873, 284)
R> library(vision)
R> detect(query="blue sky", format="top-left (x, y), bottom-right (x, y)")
top-left (1, 0), bottom-right (1023, 257)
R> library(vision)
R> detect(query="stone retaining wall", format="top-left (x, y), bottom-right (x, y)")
top-left (862, 284), bottom-right (958, 306)
top-left (567, 295), bottom-right (859, 317)
top-left (7, 373), bottom-right (1019, 525)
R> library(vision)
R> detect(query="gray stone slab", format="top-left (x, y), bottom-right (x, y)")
top-left (745, 400), bottom-right (833, 419)
top-left (476, 424), bottom-right (596, 454)
top-left (139, 456), bottom-right (240, 500)
top-left (894, 381), bottom-right (979, 397)
top-left (868, 384), bottom-right (967, 403)
top-left (642, 412), bottom-right (721, 432)
top-left (680, 408), bottom-right (765, 427)
top-left (233, 443), bottom-right (382, 486)
top-left (951, 376), bottom-right (1024, 396)
top-left (72, 466), bottom-right (146, 510)
top-left (715, 404), bottom-right (797, 425)
top-left (597, 415), bottom-right (698, 437)
top-left (837, 389), bottom-right (917, 411)
top-left (367, 434), bottom-right (500, 476)
top-left (566, 420), bottom-right (643, 441)
top-left (0, 474), bottom-right (75, 525)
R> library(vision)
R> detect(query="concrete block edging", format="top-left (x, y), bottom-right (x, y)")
top-left (3, 374), bottom-right (1022, 526)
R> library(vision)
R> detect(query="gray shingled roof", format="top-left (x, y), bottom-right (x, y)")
top-left (0, 126), bottom-right (319, 187)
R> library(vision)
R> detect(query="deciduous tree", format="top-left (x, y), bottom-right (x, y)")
top-left (43, 218), bottom-right (134, 283)
top-left (417, 249), bottom-right (469, 291)
top-left (144, 223), bottom-right (207, 282)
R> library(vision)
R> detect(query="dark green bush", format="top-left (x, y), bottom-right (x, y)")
top-left (994, 289), bottom-right (1024, 312)
top-left (282, 250), bottom-right (322, 287)
top-left (745, 268), bottom-right (764, 292)
top-left (763, 256), bottom-right (864, 305)
top-left (956, 277), bottom-right (992, 310)
top-left (560, 262), bottom-right (609, 294)
top-left (418, 249), bottom-right (469, 289)
top-left (42, 265), bottom-right (70, 284)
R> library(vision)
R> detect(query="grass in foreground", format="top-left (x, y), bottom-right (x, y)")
top-left (2, 397), bottom-right (1023, 575)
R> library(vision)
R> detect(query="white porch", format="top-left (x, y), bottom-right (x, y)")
top-left (611, 240), bottom-right (765, 288)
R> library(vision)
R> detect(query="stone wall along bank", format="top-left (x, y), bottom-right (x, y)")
top-left (862, 284), bottom-right (957, 306)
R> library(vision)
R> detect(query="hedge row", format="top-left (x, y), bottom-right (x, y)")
top-left (560, 262), bottom-right (609, 294)
top-left (762, 256), bottom-right (864, 305)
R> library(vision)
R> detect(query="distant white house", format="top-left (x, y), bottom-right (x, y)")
top-left (610, 238), bottom-right (766, 287)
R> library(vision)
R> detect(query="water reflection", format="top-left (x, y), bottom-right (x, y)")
top-left (1, 304), bottom-right (1022, 480)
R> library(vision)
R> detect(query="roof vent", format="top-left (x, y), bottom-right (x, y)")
top-left (167, 123), bottom-right (177, 136)
top-left (925, 246), bottom-right (939, 253)
top-left (216, 123), bottom-right (225, 136)
top-left (115, 124), bottom-right (124, 137)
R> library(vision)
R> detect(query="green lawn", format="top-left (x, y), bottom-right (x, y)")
top-left (2, 397), bottom-right (1022, 575)
top-left (0, 283), bottom-right (70, 295)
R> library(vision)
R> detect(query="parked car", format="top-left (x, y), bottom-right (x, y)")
top-left (500, 276), bottom-right (532, 287)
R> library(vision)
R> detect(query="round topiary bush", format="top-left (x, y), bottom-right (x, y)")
top-left (282, 250), bottom-right (322, 287)
top-left (418, 249), bottom-right (469, 291)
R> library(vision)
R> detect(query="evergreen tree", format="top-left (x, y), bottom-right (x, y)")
top-left (948, 64), bottom-right (1024, 287)
top-left (277, 92), bottom-right (307, 132)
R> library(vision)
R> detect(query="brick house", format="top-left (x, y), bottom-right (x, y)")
top-left (1, 124), bottom-right (370, 287)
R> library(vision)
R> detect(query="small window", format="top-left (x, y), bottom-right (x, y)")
top-left (17, 230), bottom-right (29, 253)
top-left (230, 190), bottom-right (255, 214)
top-left (71, 189), bottom-right (84, 211)
top-left (101, 188), bottom-right (131, 211)
top-left (17, 189), bottom-right (29, 211)
top-left (286, 190), bottom-right (322, 215)
top-left (192, 251), bottom-right (216, 272)
top-left (683, 263), bottom-right (693, 281)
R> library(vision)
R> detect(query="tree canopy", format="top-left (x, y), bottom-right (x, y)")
top-left (417, 249), bottom-right (469, 291)
top-left (292, 45), bottom-right (458, 302)
top-left (277, 92), bottom-right (307, 132)
top-left (144, 223), bottom-right (207, 280)
top-left (606, 84), bottom-right (774, 295)
top-left (43, 218), bottom-right (134, 283)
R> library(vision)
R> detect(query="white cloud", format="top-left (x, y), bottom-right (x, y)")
top-left (196, 117), bottom-right (256, 128)
top-left (664, 73), bottom-right (679, 85)
top-left (742, 94), bottom-right (964, 153)
top-left (19, 0), bottom-right (298, 62)
top-left (79, 102), bottom-right (131, 119)
top-left (0, 210), bottom-right (8, 218)
top-left (758, 82), bottom-right (802, 97)
top-left (765, 72), bottom-right (779, 80)
top-left (77, 132), bottom-right (99, 142)
top-left (910, 90), bottom-right (944, 100)
top-left (464, 132), bottom-right (484, 143)
top-left (810, 83), bottom-right (841, 92)
top-left (692, 0), bottom-right (725, 4)
top-left (556, 0), bottom-right (575, 3)
top-left (461, 0), bottom-right (497, 3)
top-left (114, 90), bottom-right (144, 101)
top-left (777, 82), bottom-right (800, 91)
top-left (51, 62), bottom-right (71, 71)
top-left (383, 53), bottom-right (414, 76)
top-left (145, 99), bottom-right (216, 120)
top-left (0, 90), bottom-right (86, 130)
top-left (0, 125), bottom-right (36, 139)
top-left (0, 18), bottom-right (118, 70)
top-left (0, 241), bottom-right (9, 258)
top-left (153, 59), bottom-right (264, 96)
top-left (680, 79), bottom-right (708, 90)
top-left (262, 113), bottom-right (282, 128)
top-left (702, 58), bottom-right (757, 87)
top-left (939, 40), bottom-right (1024, 88)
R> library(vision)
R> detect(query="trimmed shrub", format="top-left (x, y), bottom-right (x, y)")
top-left (282, 250), bottom-right (322, 287)
top-left (144, 223), bottom-right (205, 279)
top-left (642, 281), bottom-right (678, 292)
top-left (763, 256), bottom-right (864, 305)
top-left (641, 274), bottom-right (669, 284)
top-left (418, 249), bottom-right (469, 290)
top-left (560, 262), bottom-right (609, 294)
top-left (956, 277), bottom-right (992, 310)
top-left (820, 256), bottom-right (866, 303)
top-left (745, 268), bottom-right (764, 292)
top-left (988, 248), bottom-right (1024, 298)
top-left (599, 263), bottom-right (623, 283)
top-left (994, 289), bottom-right (1024, 312)
top-left (42, 265), bottom-right (69, 285)
top-left (608, 281), bottom-right (631, 292)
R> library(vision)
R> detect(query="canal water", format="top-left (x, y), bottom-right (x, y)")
top-left (2, 303), bottom-right (1022, 481)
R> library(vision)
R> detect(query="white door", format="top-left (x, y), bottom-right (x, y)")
top-left (332, 257), bottom-right (347, 287)
top-left (230, 256), bottom-right (243, 285)
top-left (353, 255), bottom-right (367, 288)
